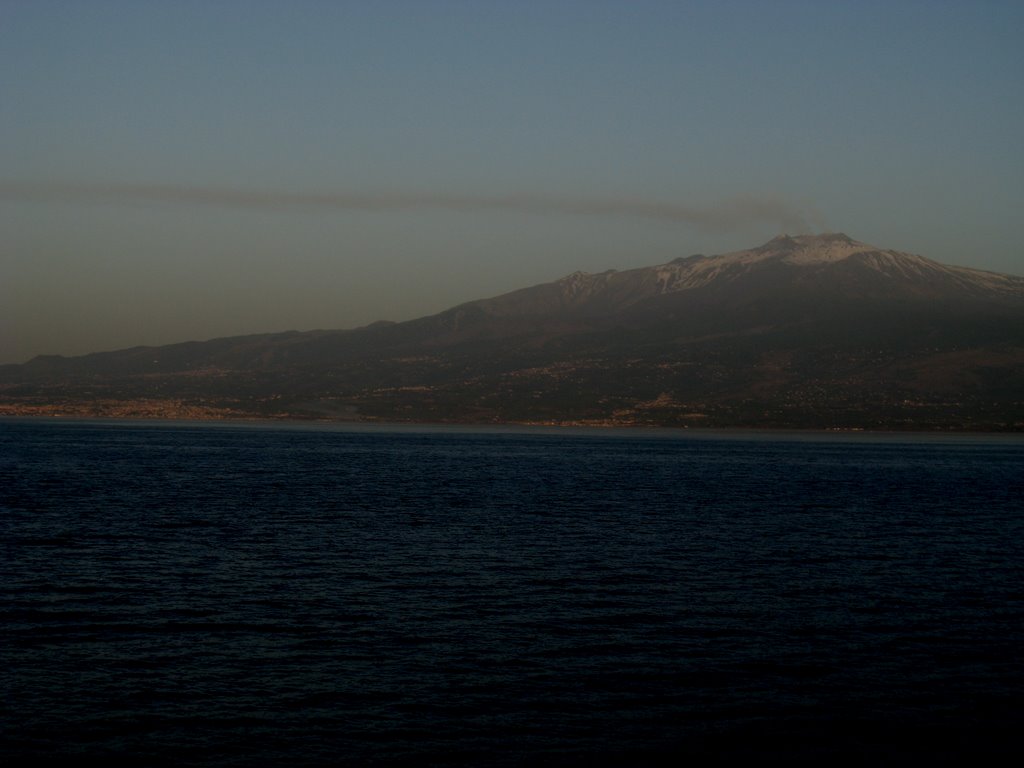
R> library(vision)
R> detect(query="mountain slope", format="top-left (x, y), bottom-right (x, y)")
top-left (3, 234), bottom-right (1023, 429)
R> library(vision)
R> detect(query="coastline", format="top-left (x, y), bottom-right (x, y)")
top-left (3, 411), bottom-right (1023, 441)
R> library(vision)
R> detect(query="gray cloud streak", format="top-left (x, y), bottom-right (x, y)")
top-left (0, 181), bottom-right (817, 233)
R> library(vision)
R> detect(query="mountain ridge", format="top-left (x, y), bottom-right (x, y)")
top-left (440, 232), bottom-right (1024, 321)
top-left (3, 233), bottom-right (1023, 429)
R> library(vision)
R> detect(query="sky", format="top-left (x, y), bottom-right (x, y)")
top-left (2, 0), bottom-right (1022, 364)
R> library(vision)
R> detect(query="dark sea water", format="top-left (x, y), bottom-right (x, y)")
top-left (2, 419), bottom-right (1023, 766)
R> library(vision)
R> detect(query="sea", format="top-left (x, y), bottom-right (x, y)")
top-left (2, 419), bottom-right (1022, 766)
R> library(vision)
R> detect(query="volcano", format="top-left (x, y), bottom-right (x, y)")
top-left (3, 233), bottom-right (1023, 429)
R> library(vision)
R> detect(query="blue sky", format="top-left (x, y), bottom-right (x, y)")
top-left (2, 0), bottom-right (1022, 362)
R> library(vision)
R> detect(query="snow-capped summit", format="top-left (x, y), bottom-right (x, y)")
top-left (499, 233), bottom-right (1024, 314)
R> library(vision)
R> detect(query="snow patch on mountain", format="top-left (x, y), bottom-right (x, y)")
top-left (538, 233), bottom-right (1023, 312)
top-left (653, 233), bottom-right (1024, 297)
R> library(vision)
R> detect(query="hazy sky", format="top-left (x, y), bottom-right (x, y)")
top-left (2, 1), bottom-right (1022, 363)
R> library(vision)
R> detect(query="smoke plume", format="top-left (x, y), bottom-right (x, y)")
top-left (1, 181), bottom-right (817, 233)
